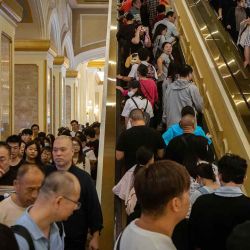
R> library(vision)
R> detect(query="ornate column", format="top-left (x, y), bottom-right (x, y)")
top-left (53, 56), bottom-right (69, 132)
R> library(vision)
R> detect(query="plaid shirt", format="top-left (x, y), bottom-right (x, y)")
top-left (146, 0), bottom-right (160, 27)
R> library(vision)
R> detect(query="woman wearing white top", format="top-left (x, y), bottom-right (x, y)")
top-left (121, 80), bottom-right (154, 129)
top-left (72, 137), bottom-right (91, 175)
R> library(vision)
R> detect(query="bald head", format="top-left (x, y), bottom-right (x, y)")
top-left (54, 135), bottom-right (73, 148)
top-left (40, 171), bottom-right (80, 198)
top-left (180, 115), bottom-right (195, 133)
top-left (53, 136), bottom-right (74, 170)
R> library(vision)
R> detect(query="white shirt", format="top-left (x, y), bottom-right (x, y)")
top-left (82, 146), bottom-right (97, 161)
top-left (114, 220), bottom-right (177, 250)
top-left (128, 61), bottom-right (158, 80)
top-left (75, 157), bottom-right (91, 175)
top-left (121, 96), bottom-right (154, 118)
top-left (0, 196), bottom-right (25, 226)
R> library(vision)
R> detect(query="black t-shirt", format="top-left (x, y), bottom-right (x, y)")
top-left (45, 165), bottom-right (103, 247)
top-left (10, 158), bottom-right (24, 170)
top-left (189, 193), bottom-right (250, 250)
top-left (86, 139), bottom-right (99, 158)
top-left (0, 166), bottom-right (18, 185)
top-left (116, 125), bottom-right (165, 170)
top-left (218, 0), bottom-right (236, 20)
top-left (116, 23), bottom-right (136, 45)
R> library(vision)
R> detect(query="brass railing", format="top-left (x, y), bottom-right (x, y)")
top-left (173, 0), bottom-right (250, 193)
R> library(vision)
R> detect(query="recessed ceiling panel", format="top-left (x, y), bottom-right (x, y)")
top-left (77, 0), bottom-right (108, 3)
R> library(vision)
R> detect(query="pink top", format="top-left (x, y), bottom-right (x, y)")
top-left (139, 79), bottom-right (158, 107)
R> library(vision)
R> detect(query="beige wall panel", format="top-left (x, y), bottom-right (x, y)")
top-left (72, 9), bottom-right (108, 55)
top-left (14, 64), bottom-right (38, 132)
top-left (80, 14), bottom-right (107, 47)
top-left (15, 23), bottom-right (42, 40)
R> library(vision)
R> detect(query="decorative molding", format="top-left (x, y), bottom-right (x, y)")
top-left (66, 70), bottom-right (78, 78)
top-left (74, 46), bottom-right (105, 68)
top-left (61, 30), bottom-right (75, 68)
top-left (69, 0), bottom-right (108, 9)
top-left (0, 0), bottom-right (23, 23)
top-left (15, 39), bottom-right (57, 57)
top-left (47, 7), bottom-right (61, 54)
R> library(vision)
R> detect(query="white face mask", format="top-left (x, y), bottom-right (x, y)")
top-left (128, 90), bottom-right (134, 97)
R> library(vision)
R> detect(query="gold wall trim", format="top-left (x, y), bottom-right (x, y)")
top-left (15, 40), bottom-right (57, 56)
top-left (53, 56), bottom-right (69, 67)
top-left (0, 0), bottom-right (23, 23)
top-left (96, 0), bottom-right (116, 249)
top-left (87, 60), bottom-right (105, 68)
top-left (66, 70), bottom-right (78, 78)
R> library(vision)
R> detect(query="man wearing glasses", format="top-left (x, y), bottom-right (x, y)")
top-left (47, 135), bottom-right (103, 250)
top-left (14, 171), bottom-right (81, 250)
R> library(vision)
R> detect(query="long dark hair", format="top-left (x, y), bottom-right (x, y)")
top-left (72, 137), bottom-right (85, 164)
top-left (152, 24), bottom-right (167, 43)
top-left (134, 146), bottom-right (154, 176)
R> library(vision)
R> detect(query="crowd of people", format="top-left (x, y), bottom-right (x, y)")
top-left (210, 0), bottom-right (250, 67)
top-left (0, 121), bottom-right (103, 250)
top-left (0, 1), bottom-right (250, 250)
top-left (114, 0), bottom-right (250, 250)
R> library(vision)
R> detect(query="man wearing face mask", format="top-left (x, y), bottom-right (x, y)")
top-left (163, 64), bottom-right (203, 128)
top-left (121, 80), bottom-right (154, 129)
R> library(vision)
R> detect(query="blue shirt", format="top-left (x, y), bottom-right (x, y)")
top-left (214, 186), bottom-right (243, 197)
top-left (15, 208), bottom-right (64, 250)
top-left (162, 123), bottom-right (212, 146)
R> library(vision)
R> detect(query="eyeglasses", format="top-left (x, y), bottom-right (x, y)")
top-left (62, 196), bottom-right (81, 210)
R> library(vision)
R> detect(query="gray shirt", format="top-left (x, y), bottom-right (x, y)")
top-left (15, 208), bottom-right (64, 250)
top-left (163, 79), bottom-right (203, 127)
top-left (158, 53), bottom-right (172, 81)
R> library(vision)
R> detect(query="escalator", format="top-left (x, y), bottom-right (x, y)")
top-left (173, 0), bottom-right (250, 192)
top-left (98, 0), bottom-right (250, 248)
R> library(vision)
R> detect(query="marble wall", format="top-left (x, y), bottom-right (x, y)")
top-left (66, 85), bottom-right (71, 127)
top-left (14, 64), bottom-right (38, 133)
top-left (0, 34), bottom-right (11, 139)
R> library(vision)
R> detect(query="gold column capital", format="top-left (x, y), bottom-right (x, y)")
top-left (87, 60), bottom-right (105, 68)
top-left (66, 70), bottom-right (78, 78)
top-left (0, 0), bottom-right (23, 23)
top-left (15, 40), bottom-right (57, 57)
top-left (54, 56), bottom-right (69, 67)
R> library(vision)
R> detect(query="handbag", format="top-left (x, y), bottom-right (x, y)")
top-left (125, 52), bottom-right (139, 68)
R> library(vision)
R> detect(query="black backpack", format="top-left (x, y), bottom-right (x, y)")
top-left (11, 222), bottom-right (64, 250)
top-left (131, 97), bottom-right (151, 126)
